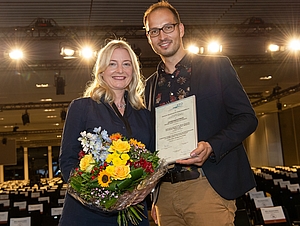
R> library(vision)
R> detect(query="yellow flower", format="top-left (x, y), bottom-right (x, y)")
top-left (98, 170), bottom-right (112, 187)
top-left (109, 139), bottom-right (131, 153)
top-left (112, 156), bottom-right (127, 166)
top-left (79, 154), bottom-right (95, 172)
top-left (121, 153), bottom-right (130, 162)
top-left (106, 164), bottom-right (131, 180)
top-left (112, 164), bottom-right (131, 180)
top-left (105, 165), bottom-right (115, 175)
top-left (106, 152), bottom-right (120, 164)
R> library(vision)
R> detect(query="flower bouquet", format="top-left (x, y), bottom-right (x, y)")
top-left (67, 127), bottom-right (167, 226)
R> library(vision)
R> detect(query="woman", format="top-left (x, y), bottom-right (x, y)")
top-left (59, 39), bottom-right (152, 226)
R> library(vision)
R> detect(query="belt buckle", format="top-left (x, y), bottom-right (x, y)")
top-left (170, 172), bottom-right (178, 184)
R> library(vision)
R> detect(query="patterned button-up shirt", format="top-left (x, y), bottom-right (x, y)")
top-left (155, 54), bottom-right (192, 108)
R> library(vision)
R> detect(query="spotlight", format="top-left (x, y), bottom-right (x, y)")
top-left (288, 39), bottom-right (300, 51)
top-left (277, 100), bottom-right (282, 111)
top-left (60, 109), bottom-right (67, 121)
top-left (9, 49), bottom-right (23, 59)
top-left (187, 45), bottom-right (200, 54)
top-left (266, 43), bottom-right (285, 53)
top-left (272, 84), bottom-right (281, 95)
top-left (59, 41), bottom-right (78, 59)
top-left (133, 46), bottom-right (142, 57)
top-left (60, 46), bottom-right (76, 59)
top-left (80, 47), bottom-right (95, 59)
top-left (207, 41), bottom-right (222, 54)
top-left (268, 44), bottom-right (280, 52)
top-left (13, 126), bottom-right (19, 132)
top-left (22, 110), bottom-right (30, 125)
top-left (55, 73), bottom-right (65, 95)
top-left (2, 138), bottom-right (7, 145)
top-left (4, 49), bottom-right (24, 60)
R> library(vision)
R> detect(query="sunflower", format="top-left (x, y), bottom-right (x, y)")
top-left (98, 170), bottom-right (112, 187)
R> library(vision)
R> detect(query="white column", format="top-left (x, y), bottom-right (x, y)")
top-left (0, 165), bottom-right (4, 183)
top-left (48, 146), bottom-right (53, 179)
top-left (24, 147), bottom-right (29, 180)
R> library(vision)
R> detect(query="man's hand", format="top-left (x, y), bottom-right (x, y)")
top-left (176, 141), bottom-right (212, 166)
top-left (151, 204), bottom-right (158, 224)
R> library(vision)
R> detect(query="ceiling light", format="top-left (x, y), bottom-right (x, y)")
top-left (4, 126), bottom-right (14, 129)
top-left (187, 45), bottom-right (200, 54)
top-left (268, 44), bottom-right (280, 52)
top-left (207, 42), bottom-right (222, 53)
top-left (36, 83), bottom-right (49, 88)
top-left (8, 49), bottom-right (23, 60)
top-left (80, 47), bottom-right (94, 59)
top-left (47, 115), bottom-right (57, 119)
top-left (259, 75), bottom-right (272, 80)
top-left (60, 47), bottom-right (76, 59)
top-left (40, 98), bottom-right (52, 102)
top-left (288, 39), bottom-right (300, 51)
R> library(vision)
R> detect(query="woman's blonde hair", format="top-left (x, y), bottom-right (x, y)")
top-left (83, 39), bottom-right (145, 109)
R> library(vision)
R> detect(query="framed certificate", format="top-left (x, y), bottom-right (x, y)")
top-left (155, 95), bottom-right (198, 164)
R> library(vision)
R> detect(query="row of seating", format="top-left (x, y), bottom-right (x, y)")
top-left (234, 166), bottom-right (300, 226)
top-left (1, 167), bottom-right (300, 226)
top-left (0, 178), bottom-right (67, 226)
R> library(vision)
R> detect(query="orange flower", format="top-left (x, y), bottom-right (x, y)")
top-left (110, 133), bottom-right (122, 141)
top-left (129, 138), bottom-right (145, 148)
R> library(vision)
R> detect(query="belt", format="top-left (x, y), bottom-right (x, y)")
top-left (162, 167), bottom-right (205, 184)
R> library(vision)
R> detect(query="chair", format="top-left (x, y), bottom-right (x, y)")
top-left (0, 211), bottom-right (8, 225)
top-left (234, 209), bottom-right (252, 226)
top-left (259, 206), bottom-right (292, 226)
top-left (41, 207), bottom-right (63, 226)
top-left (9, 216), bottom-right (31, 226)
top-left (28, 210), bottom-right (42, 226)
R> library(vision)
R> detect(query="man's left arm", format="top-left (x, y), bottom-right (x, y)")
top-left (177, 56), bottom-right (258, 166)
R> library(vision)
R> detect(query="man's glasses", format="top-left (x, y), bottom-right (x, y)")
top-left (147, 23), bottom-right (178, 37)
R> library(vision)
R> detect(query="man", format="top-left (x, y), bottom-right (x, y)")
top-left (143, 1), bottom-right (258, 226)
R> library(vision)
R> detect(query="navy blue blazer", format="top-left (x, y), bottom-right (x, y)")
top-left (59, 97), bottom-right (152, 226)
top-left (145, 53), bottom-right (258, 200)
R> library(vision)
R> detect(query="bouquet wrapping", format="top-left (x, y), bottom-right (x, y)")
top-left (67, 127), bottom-right (167, 226)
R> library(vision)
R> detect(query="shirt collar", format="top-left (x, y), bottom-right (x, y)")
top-left (158, 53), bottom-right (192, 74)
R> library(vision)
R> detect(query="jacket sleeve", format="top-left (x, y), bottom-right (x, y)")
top-left (195, 56), bottom-right (258, 163)
top-left (208, 57), bottom-right (258, 162)
top-left (59, 99), bottom-right (86, 182)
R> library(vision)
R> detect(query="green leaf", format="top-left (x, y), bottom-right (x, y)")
top-left (104, 198), bottom-right (118, 209)
top-left (116, 178), bottom-right (133, 191)
top-left (107, 180), bottom-right (120, 191)
top-left (130, 167), bottom-right (144, 180)
top-left (70, 176), bottom-right (83, 192)
top-left (128, 206), bottom-right (142, 221)
top-left (89, 179), bottom-right (99, 188)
